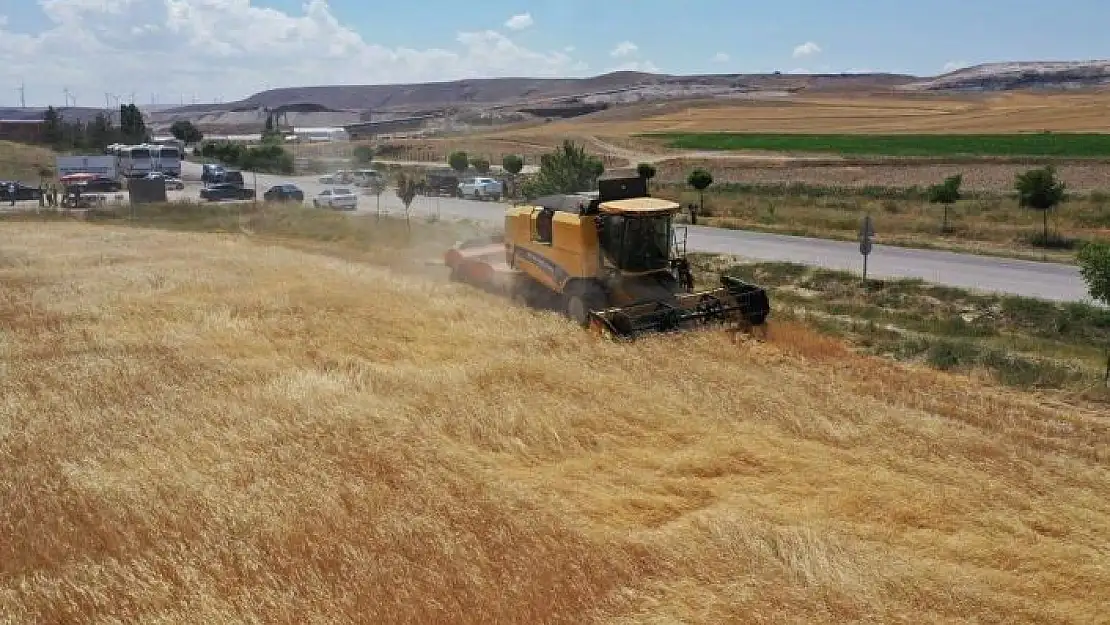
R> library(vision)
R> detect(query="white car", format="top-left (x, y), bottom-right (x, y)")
top-left (313, 187), bottom-right (358, 211)
top-left (457, 176), bottom-right (503, 201)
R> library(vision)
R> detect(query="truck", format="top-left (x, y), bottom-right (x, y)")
top-left (56, 155), bottom-right (119, 180)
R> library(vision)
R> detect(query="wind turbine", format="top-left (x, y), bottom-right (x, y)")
top-left (62, 87), bottom-right (71, 107)
top-left (17, 81), bottom-right (25, 108)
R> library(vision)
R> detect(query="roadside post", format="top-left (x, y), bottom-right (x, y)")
top-left (860, 214), bottom-right (875, 287)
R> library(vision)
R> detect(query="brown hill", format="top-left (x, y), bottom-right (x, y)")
top-left (164, 71), bottom-right (918, 115)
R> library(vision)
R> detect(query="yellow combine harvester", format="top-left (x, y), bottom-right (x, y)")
top-left (444, 176), bottom-right (770, 339)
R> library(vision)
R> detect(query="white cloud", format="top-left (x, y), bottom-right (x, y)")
top-left (792, 41), bottom-right (821, 58)
top-left (942, 60), bottom-right (967, 73)
top-left (504, 13), bottom-right (533, 31)
top-left (611, 41), bottom-right (638, 58)
top-left (0, 1), bottom-right (591, 106)
top-left (712, 52), bottom-right (730, 63)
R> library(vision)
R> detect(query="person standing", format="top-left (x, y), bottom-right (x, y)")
top-left (7, 182), bottom-right (15, 207)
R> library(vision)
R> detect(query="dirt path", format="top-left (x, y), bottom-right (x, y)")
top-left (581, 135), bottom-right (846, 165)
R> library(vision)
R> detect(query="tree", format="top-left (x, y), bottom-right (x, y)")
top-left (42, 106), bottom-right (63, 146)
top-left (471, 157), bottom-right (490, 174)
top-left (118, 104), bottom-right (148, 144)
top-left (687, 168), bottom-right (714, 215)
top-left (636, 162), bottom-right (657, 182)
top-left (448, 151), bottom-right (469, 174)
top-left (395, 171), bottom-right (420, 229)
top-left (1077, 241), bottom-right (1110, 383)
top-left (502, 154), bottom-right (524, 198)
top-left (1015, 165), bottom-right (1067, 246)
top-left (170, 120), bottom-right (203, 145)
top-left (353, 145), bottom-right (374, 165)
top-left (369, 176), bottom-right (387, 219)
top-left (521, 140), bottom-right (605, 198)
top-left (502, 154), bottom-right (524, 176)
top-left (927, 173), bottom-right (962, 233)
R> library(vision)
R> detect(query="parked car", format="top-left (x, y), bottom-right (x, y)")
top-left (457, 176), bottom-right (503, 201)
top-left (200, 183), bottom-right (255, 202)
top-left (313, 187), bottom-right (358, 210)
top-left (0, 181), bottom-right (43, 202)
top-left (83, 176), bottom-right (124, 192)
top-left (264, 183), bottom-right (304, 203)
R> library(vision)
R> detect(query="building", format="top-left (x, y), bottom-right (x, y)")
top-left (343, 115), bottom-right (438, 140)
top-left (0, 119), bottom-right (45, 143)
top-left (291, 127), bottom-right (349, 142)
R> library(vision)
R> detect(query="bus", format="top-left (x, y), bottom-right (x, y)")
top-left (154, 144), bottom-right (182, 177)
top-left (117, 144), bottom-right (154, 178)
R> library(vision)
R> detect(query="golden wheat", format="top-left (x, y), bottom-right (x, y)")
top-left (1, 221), bottom-right (1107, 624)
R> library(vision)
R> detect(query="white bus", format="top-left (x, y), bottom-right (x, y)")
top-left (154, 144), bottom-right (182, 177)
top-left (117, 144), bottom-right (154, 178)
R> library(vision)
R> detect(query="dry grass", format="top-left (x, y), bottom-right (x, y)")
top-left (2, 214), bottom-right (1108, 624)
top-left (0, 140), bottom-right (57, 182)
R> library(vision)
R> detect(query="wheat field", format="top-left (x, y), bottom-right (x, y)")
top-left (2, 221), bottom-right (1108, 624)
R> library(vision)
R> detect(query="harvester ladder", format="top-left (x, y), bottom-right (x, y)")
top-left (672, 226), bottom-right (689, 259)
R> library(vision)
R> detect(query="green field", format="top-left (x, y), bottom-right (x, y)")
top-left (644, 132), bottom-right (1110, 157)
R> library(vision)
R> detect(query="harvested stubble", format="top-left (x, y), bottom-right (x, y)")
top-left (1, 222), bottom-right (1108, 624)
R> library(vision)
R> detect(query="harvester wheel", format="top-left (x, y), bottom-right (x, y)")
top-left (565, 291), bottom-right (605, 328)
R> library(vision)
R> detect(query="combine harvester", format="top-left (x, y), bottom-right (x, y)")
top-left (443, 176), bottom-right (771, 340)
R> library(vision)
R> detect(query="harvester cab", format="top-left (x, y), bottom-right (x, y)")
top-left (443, 175), bottom-right (771, 340)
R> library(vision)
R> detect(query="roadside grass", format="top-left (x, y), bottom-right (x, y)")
top-left (659, 182), bottom-right (1110, 264)
top-left (693, 255), bottom-right (1110, 395)
top-left (0, 140), bottom-right (58, 182)
top-left (644, 132), bottom-right (1110, 157)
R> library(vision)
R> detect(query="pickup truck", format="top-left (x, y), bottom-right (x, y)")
top-left (200, 183), bottom-right (255, 202)
top-left (457, 176), bottom-right (503, 201)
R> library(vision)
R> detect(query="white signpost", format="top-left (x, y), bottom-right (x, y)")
top-left (860, 214), bottom-right (875, 285)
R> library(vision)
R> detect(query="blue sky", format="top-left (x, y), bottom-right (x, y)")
top-left (227, 0), bottom-right (1108, 76)
top-left (0, 0), bottom-right (1108, 105)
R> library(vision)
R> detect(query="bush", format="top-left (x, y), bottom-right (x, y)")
top-left (199, 141), bottom-right (293, 175)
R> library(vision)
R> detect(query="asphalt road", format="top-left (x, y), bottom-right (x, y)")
top-left (179, 162), bottom-right (1093, 304)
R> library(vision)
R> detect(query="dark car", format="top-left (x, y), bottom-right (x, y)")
top-left (82, 176), bottom-right (123, 192)
top-left (200, 183), bottom-right (255, 202)
top-left (263, 183), bottom-right (304, 203)
top-left (0, 181), bottom-right (43, 202)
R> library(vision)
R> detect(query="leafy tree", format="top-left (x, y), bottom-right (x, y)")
top-left (86, 112), bottom-right (117, 151)
top-left (636, 162), bottom-right (657, 182)
top-left (501, 154), bottom-right (524, 197)
top-left (42, 106), bottom-right (63, 146)
top-left (1077, 241), bottom-right (1110, 383)
top-left (170, 120), bottom-right (203, 145)
top-left (521, 140), bottom-right (605, 198)
top-left (501, 154), bottom-right (524, 175)
top-left (369, 176), bottom-right (387, 219)
top-left (687, 168), bottom-right (714, 215)
top-left (927, 173), bottom-right (962, 233)
top-left (1015, 165), bottom-right (1067, 246)
top-left (118, 104), bottom-right (148, 144)
top-left (471, 157), bottom-right (491, 174)
top-left (353, 145), bottom-right (374, 165)
top-left (448, 151), bottom-right (469, 174)
top-left (395, 171), bottom-right (420, 229)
